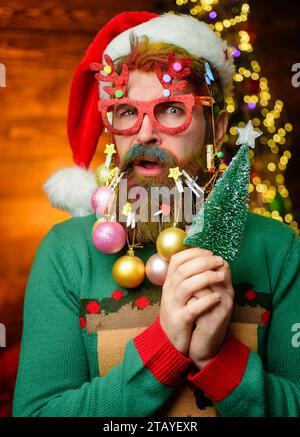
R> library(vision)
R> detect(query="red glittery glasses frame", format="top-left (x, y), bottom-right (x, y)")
top-left (98, 94), bottom-right (215, 136)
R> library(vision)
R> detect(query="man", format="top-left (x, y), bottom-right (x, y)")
top-left (13, 12), bottom-right (300, 417)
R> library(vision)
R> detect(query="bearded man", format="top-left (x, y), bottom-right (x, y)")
top-left (13, 12), bottom-right (300, 417)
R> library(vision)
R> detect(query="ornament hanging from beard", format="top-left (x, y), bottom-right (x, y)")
top-left (112, 144), bottom-right (207, 288)
top-left (91, 142), bottom-right (207, 289)
top-left (116, 143), bottom-right (208, 246)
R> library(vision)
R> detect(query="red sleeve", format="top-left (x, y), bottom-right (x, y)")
top-left (134, 317), bottom-right (192, 386)
top-left (187, 332), bottom-right (250, 402)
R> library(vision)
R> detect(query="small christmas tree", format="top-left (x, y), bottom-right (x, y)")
top-left (185, 121), bottom-right (261, 261)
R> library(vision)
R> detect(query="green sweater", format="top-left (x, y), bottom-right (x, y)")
top-left (13, 212), bottom-right (300, 417)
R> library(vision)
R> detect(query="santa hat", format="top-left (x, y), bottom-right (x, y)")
top-left (44, 11), bottom-right (235, 217)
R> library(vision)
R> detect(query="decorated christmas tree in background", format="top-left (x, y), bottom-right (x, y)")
top-left (165, 0), bottom-right (298, 234)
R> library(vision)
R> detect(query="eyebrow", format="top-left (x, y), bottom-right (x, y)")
top-left (114, 103), bottom-right (136, 109)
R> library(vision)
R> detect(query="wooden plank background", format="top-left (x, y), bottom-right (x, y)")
top-left (0, 0), bottom-right (162, 349)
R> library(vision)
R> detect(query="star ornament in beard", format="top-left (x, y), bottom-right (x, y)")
top-left (118, 143), bottom-right (207, 191)
top-left (92, 144), bottom-right (208, 288)
top-left (113, 143), bottom-right (207, 246)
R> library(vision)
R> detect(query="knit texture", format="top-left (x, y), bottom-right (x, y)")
top-left (13, 212), bottom-right (300, 417)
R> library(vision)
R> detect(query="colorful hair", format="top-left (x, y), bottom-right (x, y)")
top-left (114, 35), bottom-right (225, 111)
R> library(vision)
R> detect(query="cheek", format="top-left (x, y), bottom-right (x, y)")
top-left (187, 130), bottom-right (204, 155)
top-left (165, 124), bottom-right (204, 161)
top-left (185, 115), bottom-right (206, 153)
top-left (114, 136), bottom-right (132, 159)
top-left (158, 136), bottom-right (192, 164)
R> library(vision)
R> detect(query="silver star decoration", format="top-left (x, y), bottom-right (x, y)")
top-left (235, 120), bottom-right (262, 149)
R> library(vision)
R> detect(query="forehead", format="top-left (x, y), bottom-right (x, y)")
top-left (125, 70), bottom-right (162, 100)
top-left (125, 70), bottom-right (195, 100)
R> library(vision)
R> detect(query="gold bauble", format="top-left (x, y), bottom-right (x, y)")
top-left (112, 251), bottom-right (145, 288)
top-left (156, 227), bottom-right (187, 261)
top-left (94, 163), bottom-right (111, 186)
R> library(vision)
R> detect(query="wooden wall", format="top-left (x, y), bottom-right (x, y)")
top-left (0, 0), bottom-right (161, 349)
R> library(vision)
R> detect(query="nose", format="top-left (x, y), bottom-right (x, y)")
top-left (135, 114), bottom-right (161, 146)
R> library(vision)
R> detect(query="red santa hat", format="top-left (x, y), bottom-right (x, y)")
top-left (44, 11), bottom-right (235, 217)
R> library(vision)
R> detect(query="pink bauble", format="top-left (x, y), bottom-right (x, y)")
top-left (145, 253), bottom-right (169, 286)
top-left (92, 217), bottom-right (107, 233)
top-left (91, 186), bottom-right (113, 214)
top-left (92, 221), bottom-right (126, 254)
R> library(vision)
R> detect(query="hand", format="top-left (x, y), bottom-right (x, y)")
top-left (159, 248), bottom-right (225, 355)
top-left (188, 257), bottom-right (234, 369)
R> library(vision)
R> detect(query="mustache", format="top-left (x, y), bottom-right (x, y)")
top-left (119, 144), bottom-right (178, 172)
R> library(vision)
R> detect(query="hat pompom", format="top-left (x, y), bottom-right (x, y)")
top-left (43, 166), bottom-right (97, 217)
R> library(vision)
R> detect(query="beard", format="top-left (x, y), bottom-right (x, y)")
top-left (114, 143), bottom-right (208, 245)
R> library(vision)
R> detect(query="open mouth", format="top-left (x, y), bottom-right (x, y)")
top-left (133, 158), bottom-right (167, 176)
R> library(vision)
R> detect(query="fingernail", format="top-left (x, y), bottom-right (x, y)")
top-left (215, 256), bottom-right (224, 263)
top-left (202, 249), bottom-right (213, 255)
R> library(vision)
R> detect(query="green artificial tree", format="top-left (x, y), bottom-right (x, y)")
top-left (185, 121), bottom-right (261, 261)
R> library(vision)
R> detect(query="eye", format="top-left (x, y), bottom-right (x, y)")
top-left (156, 102), bottom-right (186, 116)
top-left (115, 105), bottom-right (137, 117)
top-left (123, 107), bottom-right (137, 117)
top-left (166, 105), bottom-right (184, 115)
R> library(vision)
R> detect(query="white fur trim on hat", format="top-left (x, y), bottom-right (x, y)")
top-left (43, 166), bottom-right (97, 217)
top-left (100, 13), bottom-right (235, 99)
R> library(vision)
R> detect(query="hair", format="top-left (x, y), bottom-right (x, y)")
top-left (113, 34), bottom-right (225, 111)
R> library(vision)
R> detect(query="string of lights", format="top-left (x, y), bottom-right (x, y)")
top-left (171, 0), bottom-right (298, 234)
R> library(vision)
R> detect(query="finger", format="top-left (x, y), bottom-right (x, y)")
top-left (188, 296), bottom-right (198, 305)
top-left (177, 270), bottom-right (225, 305)
top-left (168, 247), bottom-right (213, 275)
top-left (213, 263), bottom-right (234, 298)
top-left (210, 282), bottom-right (234, 301)
top-left (192, 283), bottom-right (234, 324)
top-left (210, 282), bottom-right (234, 309)
top-left (194, 290), bottom-right (212, 300)
top-left (191, 287), bottom-right (212, 300)
top-left (176, 255), bottom-right (224, 282)
top-left (183, 292), bottom-right (221, 323)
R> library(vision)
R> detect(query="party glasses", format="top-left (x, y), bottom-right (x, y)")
top-left (98, 94), bottom-right (215, 136)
